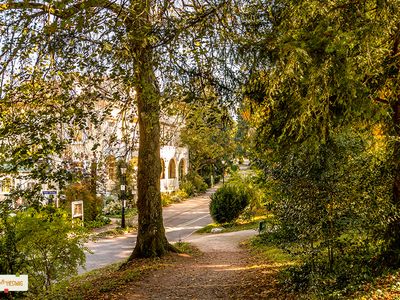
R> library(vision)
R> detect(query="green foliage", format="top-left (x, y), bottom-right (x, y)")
top-left (234, 105), bottom-right (252, 159)
top-left (179, 98), bottom-right (236, 182)
top-left (239, 0), bottom-right (400, 295)
top-left (180, 180), bottom-right (196, 197)
top-left (227, 172), bottom-right (266, 217)
top-left (63, 182), bottom-right (103, 223)
top-left (161, 193), bottom-right (173, 206)
top-left (102, 196), bottom-right (122, 216)
top-left (0, 0), bottom-right (241, 260)
top-left (7, 183), bottom-right (51, 210)
top-left (161, 189), bottom-right (189, 206)
top-left (251, 130), bottom-right (392, 295)
top-left (110, 159), bottom-right (137, 205)
top-left (230, 164), bottom-right (239, 172)
top-left (85, 215), bottom-right (111, 230)
top-left (181, 172), bottom-right (208, 196)
top-left (171, 189), bottom-right (189, 202)
top-left (191, 174), bottom-right (208, 193)
top-left (210, 184), bottom-right (250, 224)
top-left (0, 205), bottom-right (87, 294)
top-left (0, 200), bottom-right (23, 275)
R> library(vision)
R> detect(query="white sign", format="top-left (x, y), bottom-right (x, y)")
top-left (71, 200), bottom-right (84, 222)
top-left (0, 275), bottom-right (28, 292)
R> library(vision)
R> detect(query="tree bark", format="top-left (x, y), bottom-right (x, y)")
top-left (387, 100), bottom-right (400, 252)
top-left (126, 2), bottom-right (175, 258)
top-left (129, 48), bottom-right (175, 258)
top-left (385, 32), bottom-right (400, 254)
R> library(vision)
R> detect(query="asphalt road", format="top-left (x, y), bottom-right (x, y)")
top-left (82, 187), bottom-right (216, 273)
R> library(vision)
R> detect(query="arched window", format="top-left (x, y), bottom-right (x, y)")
top-left (178, 159), bottom-right (186, 180)
top-left (168, 159), bottom-right (176, 179)
top-left (160, 159), bottom-right (165, 179)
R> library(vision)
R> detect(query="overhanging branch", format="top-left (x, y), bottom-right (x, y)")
top-left (0, 0), bottom-right (128, 21)
top-left (153, 1), bottom-right (227, 48)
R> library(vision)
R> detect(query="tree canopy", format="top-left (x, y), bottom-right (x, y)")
top-left (0, 0), bottom-right (239, 258)
top-left (239, 0), bottom-right (400, 293)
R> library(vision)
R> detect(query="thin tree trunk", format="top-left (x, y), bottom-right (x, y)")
top-left (387, 100), bottom-right (400, 251)
top-left (386, 33), bottom-right (400, 254)
top-left (90, 159), bottom-right (97, 197)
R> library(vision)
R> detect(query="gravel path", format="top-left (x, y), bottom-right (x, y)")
top-left (185, 230), bottom-right (258, 252)
top-left (119, 230), bottom-right (292, 300)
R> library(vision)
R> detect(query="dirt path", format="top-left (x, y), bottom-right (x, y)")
top-left (119, 230), bottom-right (292, 300)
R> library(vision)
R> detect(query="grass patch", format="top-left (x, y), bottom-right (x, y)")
top-left (174, 241), bottom-right (201, 256)
top-left (89, 225), bottom-right (137, 241)
top-left (27, 241), bottom-right (199, 299)
top-left (28, 261), bottom-right (156, 300)
top-left (196, 215), bottom-right (270, 234)
top-left (247, 235), bottom-right (296, 266)
top-left (31, 257), bottom-right (171, 300)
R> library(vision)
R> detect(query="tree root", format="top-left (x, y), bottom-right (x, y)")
top-left (119, 241), bottom-right (180, 271)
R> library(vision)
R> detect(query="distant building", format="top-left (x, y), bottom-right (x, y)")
top-left (160, 145), bottom-right (188, 192)
top-left (0, 99), bottom-right (188, 203)
top-left (64, 102), bottom-right (188, 196)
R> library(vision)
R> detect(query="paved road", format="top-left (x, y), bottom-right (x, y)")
top-left (82, 187), bottom-right (216, 273)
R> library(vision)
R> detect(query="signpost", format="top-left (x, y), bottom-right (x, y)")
top-left (120, 165), bottom-right (127, 229)
top-left (41, 190), bottom-right (58, 207)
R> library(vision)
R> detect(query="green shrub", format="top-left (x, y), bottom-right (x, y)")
top-left (0, 206), bottom-right (87, 294)
top-left (161, 190), bottom-right (189, 206)
top-left (180, 180), bottom-right (195, 196)
top-left (231, 164), bottom-right (239, 172)
top-left (102, 196), bottom-right (122, 216)
top-left (63, 182), bottom-right (102, 223)
top-left (85, 215), bottom-right (111, 229)
top-left (171, 189), bottom-right (189, 202)
top-left (209, 184), bottom-right (250, 224)
top-left (181, 173), bottom-right (208, 195)
top-left (204, 175), bottom-right (212, 187)
top-left (192, 174), bottom-right (208, 193)
top-left (161, 193), bottom-right (173, 206)
top-left (224, 173), bottom-right (266, 219)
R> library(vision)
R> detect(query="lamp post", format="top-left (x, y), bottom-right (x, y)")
top-left (221, 160), bottom-right (225, 184)
top-left (120, 165), bottom-right (127, 229)
top-left (133, 165), bottom-right (138, 204)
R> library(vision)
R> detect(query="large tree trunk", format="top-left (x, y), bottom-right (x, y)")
top-left (126, 2), bottom-right (175, 257)
top-left (129, 48), bottom-right (175, 259)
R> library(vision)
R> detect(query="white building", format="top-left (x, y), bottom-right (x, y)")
top-left (0, 100), bottom-right (189, 203)
top-left (160, 146), bottom-right (188, 192)
top-left (63, 101), bottom-right (188, 197)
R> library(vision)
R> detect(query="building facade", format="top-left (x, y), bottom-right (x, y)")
top-left (0, 101), bottom-right (188, 203)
